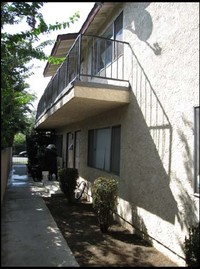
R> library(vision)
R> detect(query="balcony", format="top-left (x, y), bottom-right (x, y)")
top-left (35, 35), bottom-right (131, 129)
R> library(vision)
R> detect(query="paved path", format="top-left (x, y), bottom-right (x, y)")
top-left (1, 164), bottom-right (79, 267)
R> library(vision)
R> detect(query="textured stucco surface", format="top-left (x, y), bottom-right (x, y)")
top-left (47, 2), bottom-right (198, 266)
top-left (122, 3), bottom-right (199, 264)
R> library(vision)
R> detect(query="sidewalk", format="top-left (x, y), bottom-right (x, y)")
top-left (1, 163), bottom-right (79, 267)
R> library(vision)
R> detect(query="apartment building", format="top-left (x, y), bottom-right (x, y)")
top-left (35, 3), bottom-right (199, 266)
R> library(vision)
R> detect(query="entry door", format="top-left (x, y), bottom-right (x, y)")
top-left (74, 131), bottom-right (81, 169)
top-left (66, 132), bottom-right (73, 168)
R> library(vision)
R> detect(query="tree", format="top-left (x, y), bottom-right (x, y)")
top-left (13, 132), bottom-right (26, 156)
top-left (1, 2), bottom-right (79, 148)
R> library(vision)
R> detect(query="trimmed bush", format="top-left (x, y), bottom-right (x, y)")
top-left (92, 177), bottom-right (118, 233)
top-left (58, 168), bottom-right (79, 203)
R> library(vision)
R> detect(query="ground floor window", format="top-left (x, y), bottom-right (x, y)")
top-left (88, 125), bottom-right (121, 175)
top-left (194, 106), bottom-right (199, 194)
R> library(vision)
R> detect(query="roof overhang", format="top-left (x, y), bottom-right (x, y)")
top-left (43, 2), bottom-right (123, 77)
top-left (43, 33), bottom-right (78, 77)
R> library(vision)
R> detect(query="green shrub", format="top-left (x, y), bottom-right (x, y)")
top-left (13, 132), bottom-right (26, 155)
top-left (58, 168), bottom-right (79, 203)
top-left (92, 177), bottom-right (118, 233)
top-left (184, 223), bottom-right (199, 267)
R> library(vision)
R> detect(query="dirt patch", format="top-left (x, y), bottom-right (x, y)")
top-left (43, 195), bottom-right (178, 267)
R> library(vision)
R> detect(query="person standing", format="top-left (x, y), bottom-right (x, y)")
top-left (44, 144), bottom-right (57, 180)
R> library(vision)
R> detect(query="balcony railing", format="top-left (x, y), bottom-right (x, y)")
top-left (36, 34), bottom-right (131, 121)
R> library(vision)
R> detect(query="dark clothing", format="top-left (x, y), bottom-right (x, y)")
top-left (43, 148), bottom-right (57, 179)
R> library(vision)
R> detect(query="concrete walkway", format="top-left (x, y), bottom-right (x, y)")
top-left (1, 163), bottom-right (79, 267)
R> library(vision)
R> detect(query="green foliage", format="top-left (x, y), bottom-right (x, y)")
top-left (25, 110), bottom-right (37, 136)
top-left (92, 177), bottom-right (118, 233)
top-left (13, 133), bottom-right (26, 155)
top-left (1, 2), bottom-right (80, 148)
top-left (1, 86), bottom-right (36, 147)
top-left (58, 168), bottom-right (79, 203)
top-left (14, 133), bottom-right (26, 146)
top-left (48, 56), bottom-right (66, 65)
top-left (184, 223), bottom-right (200, 267)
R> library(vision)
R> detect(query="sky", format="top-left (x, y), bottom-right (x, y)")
top-left (5, 2), bottom-right (95, 110)
top-left (31, 2), bottom-right (95, 109)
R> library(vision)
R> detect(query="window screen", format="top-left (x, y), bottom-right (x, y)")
top-left (88, 126), bottom-right (121, 175)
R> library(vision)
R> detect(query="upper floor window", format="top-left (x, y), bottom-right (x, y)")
top-left (194, 106), bottom-right (199, 195)
top-left (92, 11), bottom-right (123, 75)
top-left (88, 125), bottom-right (121, 175)
top-left (103, 11), bottom-right (123, 41)
top-left (113, 11), bottom-right (123, 41)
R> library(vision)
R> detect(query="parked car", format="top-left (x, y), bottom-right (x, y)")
top-left (18, 151), bottom-right (27, 157)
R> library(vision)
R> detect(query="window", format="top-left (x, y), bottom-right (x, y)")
top-left (101, 27), bottom-right (113, 67)
top-left (88, 126), bottom-right (121, 175)
top-left (194, 106), bottom-right (199, 194)
top-left (74, 131), bottom-right (81, 169)
top-left (114, 12), bottom-right (123, 41)
top-left (66, 132), bottom-right (73, 168)
top-left (113, 11), bottom-right (123, 57)
top-left (111, 126), bottom-right (121, 174)
top-left (92, 11), bottom-right (123, 75)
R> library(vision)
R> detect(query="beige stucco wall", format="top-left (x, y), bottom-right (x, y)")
top-left (55, 2), bottom-right (199, 266)
top-left (121, 2), bottom-right (199, 265)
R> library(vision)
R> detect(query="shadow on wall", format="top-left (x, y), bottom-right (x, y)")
top-left (116, 202), bottom-right (153, 245)
top-left (125, 2), bottom-right (162, 55)
top-left (118, 23), bottom-right (177, 224)
top-left (125, 42), bottom-right (172, 176)
top-left (120, 91), bottom-right (177, 224)
top-left (176, 115), bottom-right (198, 229)
top-left (176, 174), bottom-right (198, 258)
top-left (175, 117), bottom-right (198, 257)
top-left (118, 21), bottom-right (197, 258)
top-left (131, 206), bottom-right (151, 243)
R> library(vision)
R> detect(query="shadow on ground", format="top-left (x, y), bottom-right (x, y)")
top-left (43, 196), bottom-right (178, 267)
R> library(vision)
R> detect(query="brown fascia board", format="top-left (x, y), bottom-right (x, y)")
top-left (43, 33), bottom-right (78, 77)
top-left (43, 2), bottom-right (103, 77)
top-left (52, 33), bottom-right (78, 55)
top-left (79, 2), bottom-right (103, 34)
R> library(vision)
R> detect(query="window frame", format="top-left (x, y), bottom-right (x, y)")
top-left (88, 125), bottom-right (121, 175)
top-left (91, 11), bottom-right (123, 75)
